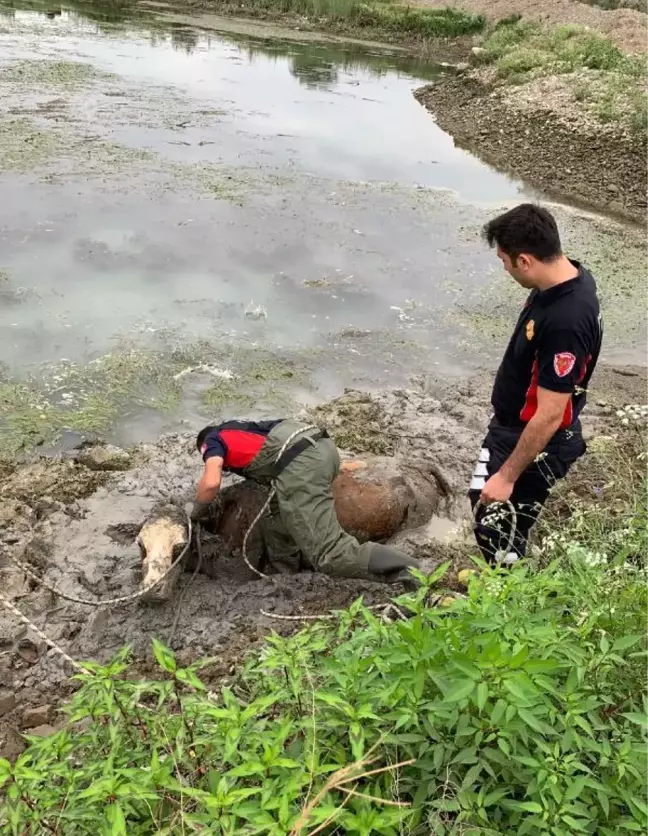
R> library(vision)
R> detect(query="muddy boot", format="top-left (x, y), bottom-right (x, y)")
top-left (368, 544), bottom-right (421, 590)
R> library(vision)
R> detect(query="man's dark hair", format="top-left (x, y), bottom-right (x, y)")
top-left (196, 425), bottom-right (216, 452)
top-left (483, 203), bottom-right (562, 263)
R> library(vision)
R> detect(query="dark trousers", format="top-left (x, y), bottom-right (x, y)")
top-left (468, 418), bottom-right (586, 564)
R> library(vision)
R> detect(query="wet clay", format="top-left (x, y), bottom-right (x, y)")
top-left (0, 368), bottom-right (645, 757)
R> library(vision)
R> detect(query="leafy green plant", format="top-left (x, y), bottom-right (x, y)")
top-left (1, 543), bottom-right (646, 834)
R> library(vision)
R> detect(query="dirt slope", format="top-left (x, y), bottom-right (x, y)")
top-left (409, 0), bottom-right (647, 53)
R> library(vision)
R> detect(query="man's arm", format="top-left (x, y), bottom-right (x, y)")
top-left (196, 457), bottom-right (223, 503)
top-left (191, 457), bottom-right (224, 521)
top-left (481, 387), bottom-right (570, 504)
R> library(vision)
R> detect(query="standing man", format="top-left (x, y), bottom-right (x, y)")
top-left (190, 418), bottom-right (421, 586)
top-left (470, 204), bottom-right (603, 564)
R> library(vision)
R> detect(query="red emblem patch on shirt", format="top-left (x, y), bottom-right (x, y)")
top-left (554, 352), bottom-right (576, 378)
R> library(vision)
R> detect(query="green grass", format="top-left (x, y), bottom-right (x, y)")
top-left (1, 425), bottom-right (646, 834)
top-left (481, 20), bottom-right (643, 76)
top-left (630, 94), bottom-right (648, 134)
top-left (476, 19), bottom-right (647, 135)
top-left (202, 0), bottom-right (486, 39)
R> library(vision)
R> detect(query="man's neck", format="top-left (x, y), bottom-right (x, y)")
top-left (534, 256), bottom-right (579, 291)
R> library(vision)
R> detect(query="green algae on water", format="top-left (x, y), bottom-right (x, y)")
top-left (0, 343), bottom-right (316, 459)
top-left (201, 347), bottom-right (312, 413)
top-left (0, 59), bottom-right (114, 87)
top-left (0, 118), bottom-right (66, 172)
top-left (0, 349), bottom-right (183, 458)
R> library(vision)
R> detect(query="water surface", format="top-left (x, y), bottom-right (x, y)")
top-left (0, 2), bottom-right (642, 452)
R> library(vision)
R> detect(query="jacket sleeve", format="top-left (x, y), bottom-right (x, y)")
top-left (200, 431), bottom-right (227, 462)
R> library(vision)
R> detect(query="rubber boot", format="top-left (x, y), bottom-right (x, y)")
top-left (368, 544), bottom-right (421, 590)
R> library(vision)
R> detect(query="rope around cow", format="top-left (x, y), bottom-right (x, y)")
top-left (0, 413), bottom-right (516, 676)
top-left (0, 515), bottom-right (194, 676)
top-left (0, 425), bottom-right (319, 672)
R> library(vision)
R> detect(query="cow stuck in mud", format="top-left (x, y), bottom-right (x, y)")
top-left (136, 456), bottom-right (445, 600)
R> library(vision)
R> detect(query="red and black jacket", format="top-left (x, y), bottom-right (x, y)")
top-left (491, 262), bottom-right (602, 430)
top-left (200, 420), bottom-right (282, 475)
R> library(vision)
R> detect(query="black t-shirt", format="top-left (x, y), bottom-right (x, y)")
top-left (491, 261), bottom-right (602, 429)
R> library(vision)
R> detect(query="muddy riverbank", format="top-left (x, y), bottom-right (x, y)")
top-left (415, 72), bottom-right (647, 224)
top-left (0, 364), bottom-right (645, 757)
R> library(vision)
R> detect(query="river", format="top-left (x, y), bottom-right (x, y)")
top-left (0, 0), bottom-right (644, 455)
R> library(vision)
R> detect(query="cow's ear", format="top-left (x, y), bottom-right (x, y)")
top-left (105, 522), bottom-right (142, 545)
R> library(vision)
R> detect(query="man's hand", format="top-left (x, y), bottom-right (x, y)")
top-left (190, 500), bottom-right (211, 523)
top-left (480, 470), bottom-right (515, 504)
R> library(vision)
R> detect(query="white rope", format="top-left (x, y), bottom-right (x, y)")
top-left (1, 516), bottom-right (193, 608)
top-left (241, 425), bottom-right (319, 580)
top-left (472, 498), bottom-right (518, 563)
top-left (0, 428), bottom-right (317, 675)
top-left (0, 590), bottom-right (89, 674)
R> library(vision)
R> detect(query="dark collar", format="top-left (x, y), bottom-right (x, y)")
top-left (534, 260), bottom-right (583, 307)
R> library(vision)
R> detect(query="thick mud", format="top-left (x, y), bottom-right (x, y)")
top-left (1, 366), bottom-right (646, 756)
top-left (0, 383), bottom-right (465, 756)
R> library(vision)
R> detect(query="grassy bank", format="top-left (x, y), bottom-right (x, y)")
top-left (474, 19), bottom-right (647, 137)
top-left (169, 0), bottom-right (486, 43)
top-left (1, 424), bottom-right (646, 834)
top-left (582, 0), bottom-right (646, 11)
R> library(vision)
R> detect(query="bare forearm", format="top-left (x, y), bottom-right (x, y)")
top-left (195, 478), bottom-right (220, 504)
top-left (499, 415), bottom-right (561, 482)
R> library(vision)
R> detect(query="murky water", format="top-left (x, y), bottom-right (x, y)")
top-left (0, 1), bottom-right (643, 453)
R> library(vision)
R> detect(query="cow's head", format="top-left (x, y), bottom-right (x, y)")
top-left (136, 503), bottom-right (188, 602)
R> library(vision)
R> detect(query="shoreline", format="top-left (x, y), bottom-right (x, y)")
top-left (414, 74), bottom-right (647, 225)
top-left (148, 1), bottom-right (648, 224)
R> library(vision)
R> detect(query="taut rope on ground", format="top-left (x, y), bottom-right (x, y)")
top-left (0, 516), bottom-right (193, 608)
top-left (0, 590), bottom-right (89, 674)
